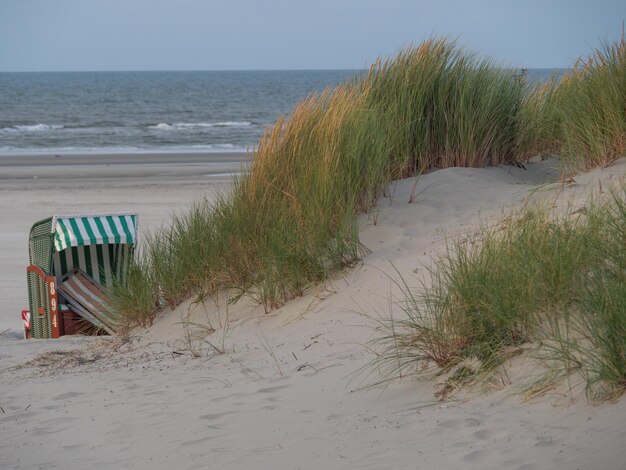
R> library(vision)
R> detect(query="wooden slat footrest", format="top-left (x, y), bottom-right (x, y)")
top-left (58, 269), bottom-right (120, 335)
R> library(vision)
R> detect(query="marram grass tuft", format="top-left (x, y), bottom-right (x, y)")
top-left (112, 37), bottom-right (538, 322)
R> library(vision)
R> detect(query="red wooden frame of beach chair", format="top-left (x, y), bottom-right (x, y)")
top-left (21, 310), bottom-right (31, 339)
top-left (26, 265), bottom-right (61, 338)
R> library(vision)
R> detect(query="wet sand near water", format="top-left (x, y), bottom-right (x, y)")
top-left (0, 151), bottom-right (249, 185)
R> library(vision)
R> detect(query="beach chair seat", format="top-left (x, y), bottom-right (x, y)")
top-left (57, 269), bottom-right (120, 335)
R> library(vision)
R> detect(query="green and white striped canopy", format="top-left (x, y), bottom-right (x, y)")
top-left (53, 214), bottom-right (138, 252)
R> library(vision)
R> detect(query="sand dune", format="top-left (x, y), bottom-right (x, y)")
top-left (1, 155), bottom-right (625, 469)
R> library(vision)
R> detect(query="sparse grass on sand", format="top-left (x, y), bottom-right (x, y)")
top-left (366, 184), bottom-right (626, 401)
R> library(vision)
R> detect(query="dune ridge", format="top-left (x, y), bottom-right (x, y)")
top-left (2, 156), bottom-right (625, 469)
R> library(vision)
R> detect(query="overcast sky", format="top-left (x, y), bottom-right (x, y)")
top-left (0, 0), bottom-right (624, 72)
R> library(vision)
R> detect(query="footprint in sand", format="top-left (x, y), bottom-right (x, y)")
top-left (534, 434), bottom-right (555, 447)
top-left (517, 463), bottom-right (540, 470)
top-left (180, 435), bottom-right (219, 447)
top-left (212, 392), bottom-right (247, 403)
top-left (199, 410), bottom-right (235, 421)
top-left (52, 391), bottom-right (83, 400)
top-left (463, 449), bottom-right (488, 462)
top-left (256, 384), bottom-right (290, 394)
top-left (473, 428), bottom-right (509, 441)
top-left (438, 417), bottom-right (481, 429)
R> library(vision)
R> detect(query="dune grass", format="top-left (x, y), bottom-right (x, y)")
top-left (105, 34), bottom-right (626, 402)
top-left (109, 33), bottom-right (626, 404)
top-left (539, 30), bottom-right (626, 170)
top-left (367, 184), bottom-right (626, 400)
top-left (111, 37), bottom-right (538, 322)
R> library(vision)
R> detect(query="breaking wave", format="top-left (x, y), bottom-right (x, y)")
top-left (0, 124), bottom-right (64, 133)
top-left (149, 121), bottom-right (252, 130)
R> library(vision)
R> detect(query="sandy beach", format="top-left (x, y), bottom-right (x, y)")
top-left (1, 153), bottom-right (626, 469)
top-left (0, 152), bottom-right (246, 336)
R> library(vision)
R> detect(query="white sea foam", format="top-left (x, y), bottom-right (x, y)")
top-left (149, 121), bottom-right (252, 130)
top-left (207, 121), bottom-right (252, 128)
top-left (0, 124), bottom-right (64, 133)
top-left (151, 123), bottom-right (174, 130)
top-left (207, 143), bottom-right (236, 148)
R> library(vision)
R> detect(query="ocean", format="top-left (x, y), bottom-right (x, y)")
top-left (0, 69), bottom-right (561, 155)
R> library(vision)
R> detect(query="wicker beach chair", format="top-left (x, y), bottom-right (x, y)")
top-left (26, 213), bottom-right (138, 338)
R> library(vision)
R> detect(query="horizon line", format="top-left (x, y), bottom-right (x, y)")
top-left (0, 66), bottom-right (569, 74)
